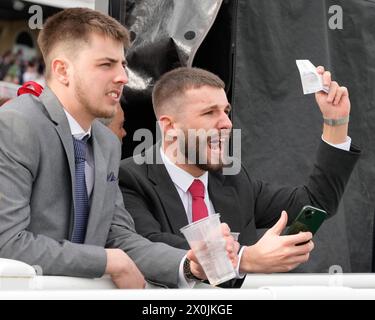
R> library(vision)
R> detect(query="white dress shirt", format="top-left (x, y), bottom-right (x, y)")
top-left (160, 149), bottom-right (217, 222)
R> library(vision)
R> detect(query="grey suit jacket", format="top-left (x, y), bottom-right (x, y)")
top-left (0, 88), bottom-right (186, 287)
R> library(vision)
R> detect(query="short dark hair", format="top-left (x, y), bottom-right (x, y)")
top-left (152, 67), bottom-right (225, 117)
top-left (37, 7), bottom-right (130, 77)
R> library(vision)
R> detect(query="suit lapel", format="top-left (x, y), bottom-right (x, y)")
top-left (147, 146), bottom-right (189, 235)
top-left (84, 124), bottom-right (107, 243)
top-left (39, 88), bottom-right (107, 243)
top-left (39, 87), bottom-right (76, 226)
top-left (208, 173), bottom-right (242, 232)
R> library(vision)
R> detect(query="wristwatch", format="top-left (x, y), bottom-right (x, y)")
top-left (323, 116), bottom-right (349, 126)
top-left (183, 258), bottom-right (202, 281)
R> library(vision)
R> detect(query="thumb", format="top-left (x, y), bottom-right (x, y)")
top-left (270, 211), bottom-right (288, 235)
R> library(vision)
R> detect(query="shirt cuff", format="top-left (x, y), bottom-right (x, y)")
top-left (177, 255), bottom-right (196, 288)
top-left (235, 247), bottom-right (246, 279)
top-left (321, 135), bottom-right (351, 151)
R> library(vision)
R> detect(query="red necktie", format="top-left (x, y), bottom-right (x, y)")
top-left (188, 179), bottom-right (209, 222)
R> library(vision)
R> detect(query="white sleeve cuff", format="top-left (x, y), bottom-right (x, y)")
top-left (235, 247), bottom-right (246, 279)
top-left (321, 135), bottom-right (351, 151)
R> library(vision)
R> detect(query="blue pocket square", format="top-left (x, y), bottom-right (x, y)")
top-left (107, 172), bottom-right (117, 182)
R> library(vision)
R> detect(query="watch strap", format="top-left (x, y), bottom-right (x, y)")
top-left (323, 116), bottom-right (349, 126)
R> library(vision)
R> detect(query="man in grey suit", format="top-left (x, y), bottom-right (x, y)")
top-left (0, 8), bottom-right (238, 289)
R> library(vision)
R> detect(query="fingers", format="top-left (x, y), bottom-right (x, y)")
top-left (293, 240), bottom-right (315, 255)
top-left (233, 239), bottom-right (240, 254)
top-left (281, 253), bottom-right (311, 271)
top-left (220, 223), bottom-right (231, 237)
top-left (270, 211), bottom-right (288, 235)
top-left (327, 81), bottom-right (339, 103)
top-left (333, 86), bottom-right (349, 105)
top-left (187, 249), bottom-right (197, 262)
top-left (316, 66), bottom-right (325, 74)
top-left (325, 81), bottom-right (348, 106)
top-left (221, 223), bottom-right (240, 261)
top-left (283, 231), bottom-right (313, 246)
top-left (322, 70), bottom-right (331, 88)
top-left (317, 67), bottom-right (349, 105)
top-left (186, 251), bottom-right (207, 280)
top-left (224, 235), bottom-right (239, 265)
top-left (277, 243), bottom-right (314, 272)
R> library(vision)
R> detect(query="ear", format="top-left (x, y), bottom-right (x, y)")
top-left (159, 115), bottom-right (178, 141)
top-left (51, 58), bottom-right (70, 85)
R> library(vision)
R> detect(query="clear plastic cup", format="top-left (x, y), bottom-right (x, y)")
top-left (180, 214), bottom-right (236, 286)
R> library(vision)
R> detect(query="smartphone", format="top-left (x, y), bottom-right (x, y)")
top-left (285, 205), bottom-right (327, 240)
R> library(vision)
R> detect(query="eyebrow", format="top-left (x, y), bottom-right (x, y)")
top-left (96, 57), bottom-right (127, 65)
top-left (201, 104), bottom-right (232, 112)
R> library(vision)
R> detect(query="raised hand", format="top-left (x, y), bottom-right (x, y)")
top-left (315, 66), bottom-right (350, 119)
top-left (314, 66), bottom-right (350, 144)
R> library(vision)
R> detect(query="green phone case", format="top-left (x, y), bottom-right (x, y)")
top-left (286, 205), bottom-right (327, 235)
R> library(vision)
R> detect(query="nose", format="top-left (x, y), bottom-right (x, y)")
top-left (121, 128), bottom-right (127, 139)
top-left (219, 111), bottom-right (232, 130)
top-left (114, 65), bottom-right (128, 85)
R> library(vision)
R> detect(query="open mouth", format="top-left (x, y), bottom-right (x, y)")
top-left (208, 135), bottom-right (229, 152)
top-left (208, 137), bottom-right (221, 151)
top-left (106, 90), bottom-right (121, 101)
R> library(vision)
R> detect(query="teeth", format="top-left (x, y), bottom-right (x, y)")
top-left (108, 92), bottom-right (118, 98)
top-left (209, 141), bottom-right (220, 150)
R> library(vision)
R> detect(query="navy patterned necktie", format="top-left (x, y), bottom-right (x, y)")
top-left (71, 136), bottom-right (90, 243)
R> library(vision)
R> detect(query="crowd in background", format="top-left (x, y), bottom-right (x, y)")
top-left (0, 49), bottom-right (45, 86)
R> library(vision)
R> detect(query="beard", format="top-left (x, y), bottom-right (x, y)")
top-left (74, 74), bottom-right (115, 119)
top-left (178, 130), bottom-right (229, 172)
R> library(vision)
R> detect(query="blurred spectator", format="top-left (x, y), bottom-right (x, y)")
top-left (23, 61), bottom-right (38, 83)
top-left (99, 104), bottom-right (127, 143)
top-left (0, 51), bottom-right (45, 85)
top-left (0, 51), bottom-right (13, 80)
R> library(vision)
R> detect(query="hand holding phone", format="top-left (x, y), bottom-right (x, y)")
top-left (285, 205), bottom-right (327, 244)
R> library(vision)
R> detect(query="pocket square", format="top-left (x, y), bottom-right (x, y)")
top-left (107, 172), bottom-right (117, 182)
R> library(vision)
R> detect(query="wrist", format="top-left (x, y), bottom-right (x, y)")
top-left (239, 246), bottom-right (255, 273)
top-left (183, 258), bottom-right (202, 281)
top-left (322, 123), bottom-right (349, 145)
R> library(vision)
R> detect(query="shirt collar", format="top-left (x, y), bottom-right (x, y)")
top-left (160, 147), bottom-right (208, 193)
top-left (64, 109), bottom-right (91, 140)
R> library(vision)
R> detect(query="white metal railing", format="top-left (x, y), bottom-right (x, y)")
top-left (2, 258), bottom-right (375, 299)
